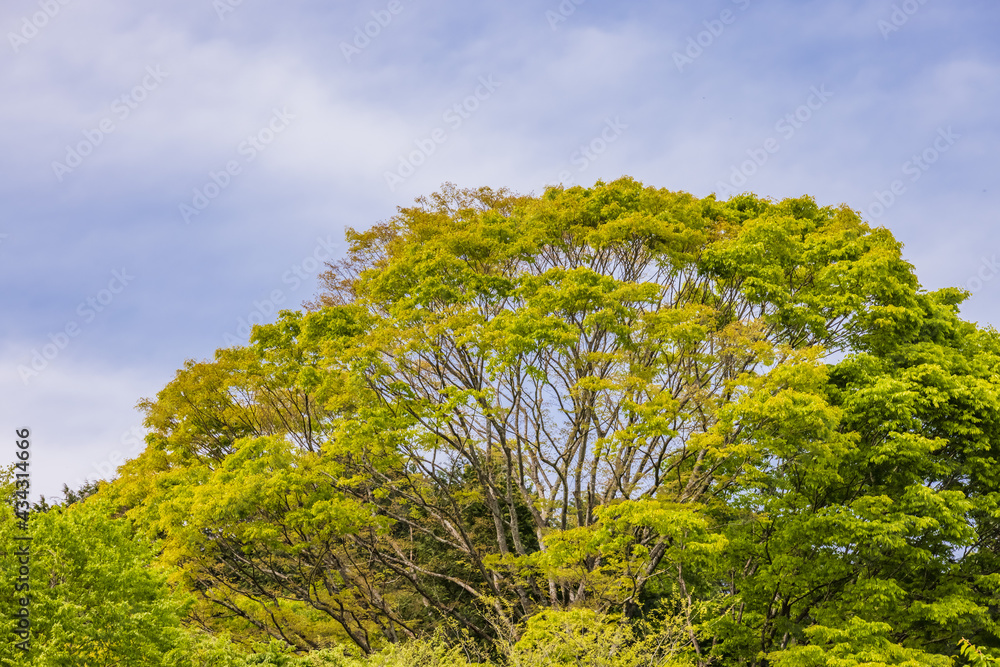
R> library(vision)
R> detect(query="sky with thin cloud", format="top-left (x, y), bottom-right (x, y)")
top-left (2, 0), bottom-right (998, 501)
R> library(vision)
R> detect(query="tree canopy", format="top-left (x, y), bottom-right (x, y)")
top-left (18, 177), bottom-right (998, 665)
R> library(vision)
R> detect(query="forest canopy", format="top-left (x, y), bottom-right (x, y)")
top-left (6, 177), bottom-right (999, 666)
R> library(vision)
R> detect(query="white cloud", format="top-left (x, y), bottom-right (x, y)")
top-left (0, 344), bottom-right (164, 501)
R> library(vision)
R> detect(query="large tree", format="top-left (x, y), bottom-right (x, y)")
top-left (107, 178), bottom-right (1000, 664)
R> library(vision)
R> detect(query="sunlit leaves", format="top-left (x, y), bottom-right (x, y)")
top-left (100, 178), bottom-right (1000, 663)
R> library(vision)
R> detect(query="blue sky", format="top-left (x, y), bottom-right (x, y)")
top-left (2, 0), bottom-right (998, 501)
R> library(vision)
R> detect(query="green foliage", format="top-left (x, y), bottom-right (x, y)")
top-left (958, 638), bottom-right (1000, 666)
top-left (169, 634), bottom-right (481, 667)
top-left (768, 618), bottom-right (951, 666)
top-left (83, 178), bottom-right (1000, 665)
top-left (0, 470), bottom-right (191, 665)
top-left (507, 608), bottom-right (694, 667)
